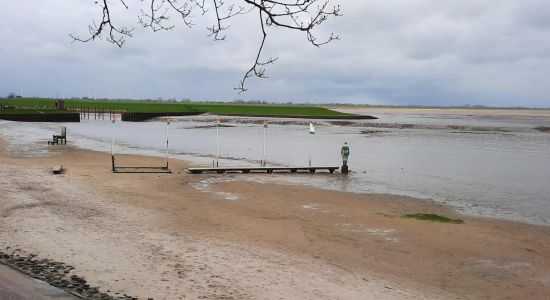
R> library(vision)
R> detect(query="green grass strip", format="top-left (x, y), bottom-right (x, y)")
top-left (1, 98), bottom-right (350, 117)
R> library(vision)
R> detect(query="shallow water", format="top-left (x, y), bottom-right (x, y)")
top-left (1, 109), bottom-right (549, 226)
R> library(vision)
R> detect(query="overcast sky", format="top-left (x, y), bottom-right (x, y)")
top-left (1, 0), bottom-right (550, 107)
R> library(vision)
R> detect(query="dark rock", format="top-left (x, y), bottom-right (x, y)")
top-left (0, 249), bottom-right (139, 300)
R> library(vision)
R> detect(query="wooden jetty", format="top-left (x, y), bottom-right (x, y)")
top-left (187, 166), bottom-right (339, 174)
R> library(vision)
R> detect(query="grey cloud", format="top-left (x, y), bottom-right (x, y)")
top-left (1, 0), bottom-right (550, 107)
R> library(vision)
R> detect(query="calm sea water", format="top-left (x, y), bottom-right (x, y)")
top-left (1, 109), bottom-right (549, 226)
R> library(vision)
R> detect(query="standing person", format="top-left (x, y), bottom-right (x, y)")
top-left (341, 142), bottom-right (350, 174)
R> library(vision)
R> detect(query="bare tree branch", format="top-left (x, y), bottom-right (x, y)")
top-left (71, 0), bottom-right (341, 91)
top-left (70, 0), bottom-right (134, 48)
top-left (236, 10), bottom-right (278, 93)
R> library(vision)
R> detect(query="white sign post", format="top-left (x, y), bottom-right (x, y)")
top-left (111, 114), bottom-right (116, 156)
top-left (309, 122), bottom-right (315, 166)
top-left (215, 117), bottom-right (220, 167)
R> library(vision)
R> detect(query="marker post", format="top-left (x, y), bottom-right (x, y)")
top-left (111, 114), bottom-right (116, 172)
top-left (215, 117), bottom-right (220, 167)
top-left (165, 116), bottom-right (171, 169)
top-left (308, 122), bottom-right (315, 166)
top-left (262, 119), bottom-right (268, 166)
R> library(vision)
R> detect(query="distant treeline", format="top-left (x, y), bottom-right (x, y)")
top-left (3, 95), bottom-right (548, 109)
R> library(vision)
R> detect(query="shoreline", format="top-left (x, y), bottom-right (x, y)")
top-left (1, 139), bottom-right (549, 299)
top-left (3, 114), bottom-right (548, 228)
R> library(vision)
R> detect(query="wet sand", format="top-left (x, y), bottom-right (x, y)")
top-left (0, 139), bottom-right (549, 299)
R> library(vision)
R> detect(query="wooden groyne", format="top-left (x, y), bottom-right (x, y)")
top-left (0, 113), bottom-right (80, 122)
top-left (187, 166), bottom-right (340, 174)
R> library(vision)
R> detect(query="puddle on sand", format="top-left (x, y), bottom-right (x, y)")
top-left (214, 191), bottom-right (239, 201)
top-left (302, 204), bottom-right (319, 210)
top-left (535, 276), bottom-right (550, 287)
top-left (189, 177), bottom-right (240, 201)
top-left (336, 224), bottom-right (399, 243)
top-left (473, 259), bottom-right (532, 270)
top-left (301, 203), bottom-right (330, 213)
top-left (189, 174), bottom-right (265, 201)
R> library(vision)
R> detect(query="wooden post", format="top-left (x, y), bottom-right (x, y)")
top-left (216, 119), bottom-right (219, 167)
top-left (165, 116), bottom-right (170, 169)
top-left (341, 143), bottom-right (350, 174)
top-left (341, 165), bottom-right (349, 174)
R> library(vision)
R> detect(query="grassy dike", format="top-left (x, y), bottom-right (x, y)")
top-left (1, 98), bottom-right (359, 118)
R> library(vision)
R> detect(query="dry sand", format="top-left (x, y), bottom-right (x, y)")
top-left (0, 139), bottom-right (549, 299)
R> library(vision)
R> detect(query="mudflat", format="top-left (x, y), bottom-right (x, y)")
top-left (333, 107), bottom-right (550, 117)
top-left (0, 139), bottom-right (549, 299)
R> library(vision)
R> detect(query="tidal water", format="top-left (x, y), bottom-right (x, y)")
top-left (1, 108), bottom-right (549, 226)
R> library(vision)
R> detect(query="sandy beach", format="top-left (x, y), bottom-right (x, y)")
top-left (1, 138), bottom-right (549, 299)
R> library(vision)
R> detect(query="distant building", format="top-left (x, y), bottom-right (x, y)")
top-left (55, 99), bottom-right (65, 110)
